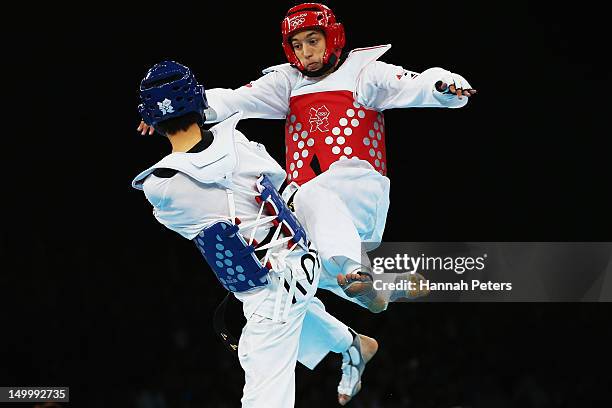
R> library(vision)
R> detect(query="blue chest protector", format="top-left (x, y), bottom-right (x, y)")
top-left (258, 175), bottom-right (308, 248)
top-left (193, 175), bottom-right (308, 293)
top-left (193, 221), bottom-right (269, 292)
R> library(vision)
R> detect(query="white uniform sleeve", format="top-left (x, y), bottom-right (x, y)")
top-left (356, 61), bottom-right (468, 110)
top-left (205, 70), bottom-right (292, 123)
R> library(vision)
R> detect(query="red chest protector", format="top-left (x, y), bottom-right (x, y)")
top-left (283, 45), bottom-right (390, 185)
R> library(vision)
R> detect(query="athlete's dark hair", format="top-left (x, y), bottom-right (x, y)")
top-left (155, 112), bottom-right (203, 136)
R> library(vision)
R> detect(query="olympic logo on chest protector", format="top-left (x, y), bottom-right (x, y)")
top-left (308, 105), bottom-right (330, 133)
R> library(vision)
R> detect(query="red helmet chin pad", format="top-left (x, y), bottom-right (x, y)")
top-left (281, 3), bottom-right (345, 71)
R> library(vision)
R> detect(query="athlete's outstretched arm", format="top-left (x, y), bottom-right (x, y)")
top-left (356, 60), bottom-right (476, 111)
top-left (205, 69), bottom-right (293, 123)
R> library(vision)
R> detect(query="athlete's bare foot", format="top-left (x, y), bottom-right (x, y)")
top-left (337, 272), bottom-right (387, 313)
top-left (337, 334), bottom-right (378, 405)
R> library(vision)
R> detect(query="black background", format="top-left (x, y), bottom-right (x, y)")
top-left (2, 2), bottom-right (611, 407)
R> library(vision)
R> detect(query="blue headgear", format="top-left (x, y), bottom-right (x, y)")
top-left (138, 61), bottom-right (208, 127)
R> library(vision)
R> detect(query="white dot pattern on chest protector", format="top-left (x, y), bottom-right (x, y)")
top-left (288, 124), bottom-right (315, 180)
top-left (329, 106), bottom-right (365, 160)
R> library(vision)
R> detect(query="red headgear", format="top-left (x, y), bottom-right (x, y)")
top-left (281, 3), bottom-right (346, 73)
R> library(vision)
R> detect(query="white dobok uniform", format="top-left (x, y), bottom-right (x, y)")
top-left (132, 113), bottom-right (353, 407)
top-left (204, 45), bottom-right (470, 301)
